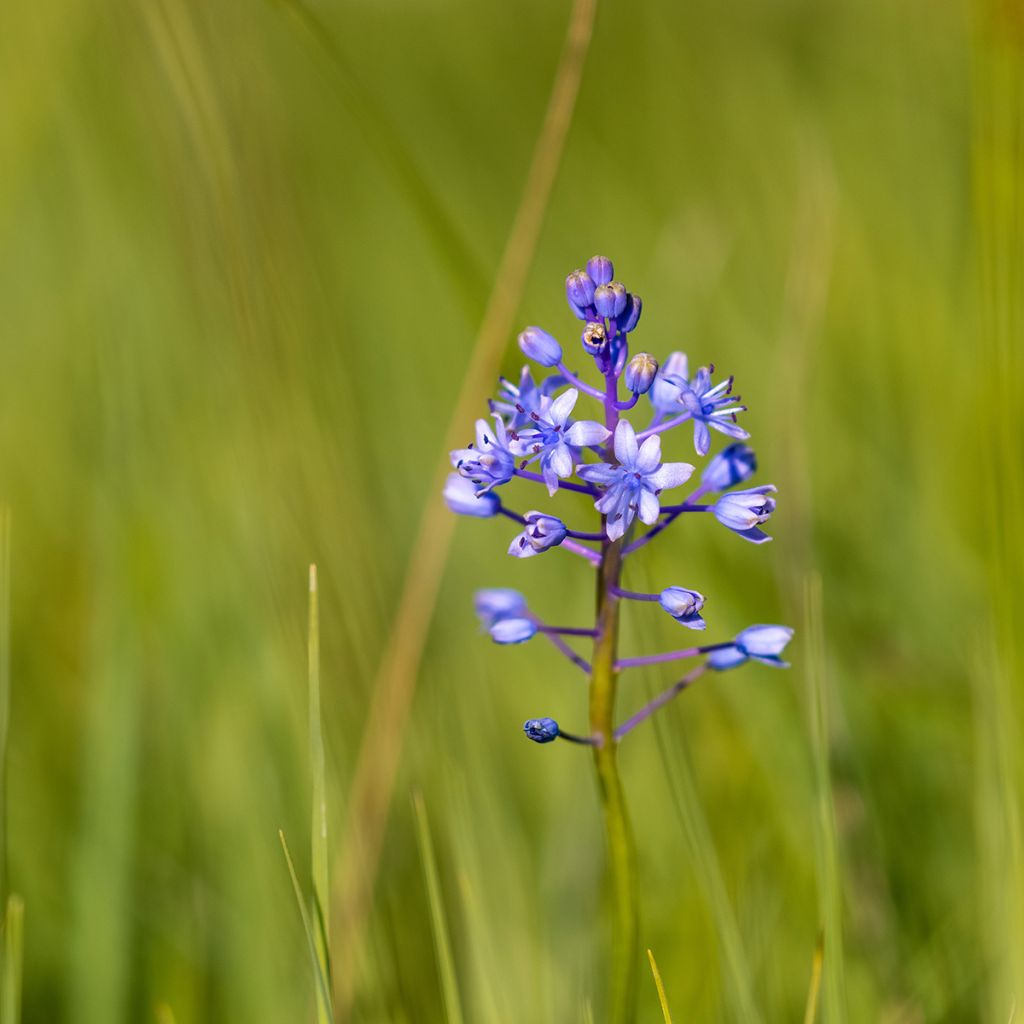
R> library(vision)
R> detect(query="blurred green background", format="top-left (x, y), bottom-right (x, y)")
top-left (1, 0), bottom-right (1021, 1020)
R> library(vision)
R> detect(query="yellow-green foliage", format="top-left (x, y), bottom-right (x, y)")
top-left (0, 0), bottom-right (1017, 1020)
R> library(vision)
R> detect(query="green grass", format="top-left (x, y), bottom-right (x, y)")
top-left (0, 0), bottom-right (1017, 1019)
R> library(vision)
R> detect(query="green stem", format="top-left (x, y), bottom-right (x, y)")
top-left (590, 536), bottom-right (639, 1023)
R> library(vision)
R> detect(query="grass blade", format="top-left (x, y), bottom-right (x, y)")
top-left (330, 1), bottom-right (598, 1013)
top-left (2, 894), bottom-right (23, 1024)
top-left (0, 507), bottom-right (9, 904)
top-left (307, 564), bottom-right (331, 1023)
top-left (804, 574), bottom-right (846, 1023)
top-left (647, 948), bottom-right (673, 1024)
top-left (278, 830), bottom-right (333, 1018)
top-left (412, 793), bottom-right (464, 1024)
top-left (802, 931), bottom-right (824, 1024)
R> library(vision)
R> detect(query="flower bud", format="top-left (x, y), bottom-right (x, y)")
top-left (581, 321), bottom-right (608, 355)
top-left (624, 353), bottom-right (659, 395)
top-left (709, 624), bottom-right (793, 670)
top-left (523, 717), bottom-right (560, 743)
top-left (586, 255), bottom-right (614, 285)
top-left (508, 512), bottom-right (568, 558)
top-left (701, 443), bottom-right (757, 492)
top-left (474, 588), bottom-right (527, 625)
top-left (565, 269), bottom-right (595, 310)
top-left (444, 473), bottom-right (500, 517)
top-left (619, 293), bottom-right (642, 333)
top-left (518, 326), bottom-right (562, 367)
top-left (489, 617), bottom-right (537, 644)
top-left (713, 485), bottom-right (776, 543)
top-left (594, 282), bottom-right (627, 319)
top-left (658, 586), bottom-right (706, 630)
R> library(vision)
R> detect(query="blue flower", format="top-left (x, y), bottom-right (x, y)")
top-left (490, 617), bottom-right (537, 644)
top-left (624, 353), bottom-right (658, 395)
top-left (451, 416), bottom-right (517, 494)
top-left (708, 625), bottom-right (793, 670)
top-left (518, 326), bottom-right (563, 367)
top-left (490, 367), bottom-right (565, 431)
top-left (512, 388), bottom-right (610, 495)
top-left (675, 365), bottom-right (749, 456)
top-left (658, 586), bottom-right (706, 630)
top-left (508, 512), bottom-right (567, 558)
top-left (524, 717), bottom-right (560, 743)
top-left (713, 485), bottom-right (777, 543)
top-left (618, 293), bottom-right (642, 334)
top-left (648, 351), bottom-right (689, 415)
top-left (701, 443), bottom-right (757, 492)
top-left (474, 588), bottom-right (527, 625)
top-left (578, 420), bottom-right (694, 541)
top-left (444, 473), bottom-right (500, 518)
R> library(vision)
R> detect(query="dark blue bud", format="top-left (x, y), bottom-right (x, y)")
top-left (594, 282), bottom-right (627, 319)
top-left (619, 293), bottom-right (642, 333)
top-left (581, 321), bottom-right (608, 356)
top-left (624, 353), bottom-right (658, 395)
top-left (587, 255), bottom-right (614, 286)
top-left (518, 327), bottom-right (563, 367)
top-left (701, 443), bottom-right (757, 492)
top-left (566, 270), bottom-right (596, 310)
top-left (523, 717), bottom-right (560, 743)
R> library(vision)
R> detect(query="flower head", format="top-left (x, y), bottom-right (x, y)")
top-left (490, 617), bottom-right (537, 644)
top-left (489, 366), bottom-right (566, 431)
top-left (674, 365), bottom-right (749, 456)
top-left (578, 420), bottom-right (694, 540)
top-left (508, 512), bottom-right (567, 558)
top-left (523, 717), bottom-right (560, 743)
top-left (658, 586), bottom-right (706, 630)
top-left (702, 443), bottom-right (757, 492)
top-left (512, 388), bottom-right (610, 495)
top-left (451, 416), bottom-right (516, 494)
top-left (708, 625), bottom-right (793, 670)
top-left (444, 473), bottom-right (500, 518)
top-left (713, 485), bottom-right (777, 543)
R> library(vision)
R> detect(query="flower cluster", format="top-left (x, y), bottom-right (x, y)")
top-left (446, 256), bottom-right (793, 746)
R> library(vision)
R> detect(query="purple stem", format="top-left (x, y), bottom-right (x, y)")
top-left (614, 393), bottom-right (640, 411)
top-left (635, 410), bottom-right (692, 441)
top-left (614, 664), bottom-right (709, 740)
top-left (556, 362), bottom-right (606, 401)
top-left (528, 615), bottom-right (591, 673)
top-left (562, 538), bottom-right (601, 564)
top-left (513, 468), bottom-right (597, 496)
top-left (558, 729), bottom-right (599, 746)
top-left (539, 625), bottom-right (598, 637)
top-left (498, 506), bottom-right (602, 542)
top-left (610, 586), bottom-right (660, 602)
top-left (621, 485), bottom-right (709, 556)
top-left (498, 507), bottom-right (526, 525)
top-left (615, 641), bottom-right (733, 671)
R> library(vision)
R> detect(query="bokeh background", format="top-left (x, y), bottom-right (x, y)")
top-left (1, 0), bottom-right (1022, 1020)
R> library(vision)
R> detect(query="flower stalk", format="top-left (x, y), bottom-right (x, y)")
top-left (446, 255), bottom-right (794, 1022)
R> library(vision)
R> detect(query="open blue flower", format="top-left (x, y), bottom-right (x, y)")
top-left (708, 625), bottom-right (793, 670)
top-left (450, 416), bottom-right (517, 494)
top-left (578, 420), bottom-right (694, 541)
top-left (512, 388), bottom-right (610, 495)
top-left (490, 367), bottom-right (565, 431)
top-left (444, 473), bottom-right (500, 518)
top-left (675, 365), bottom-right (749, 456)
